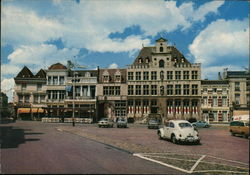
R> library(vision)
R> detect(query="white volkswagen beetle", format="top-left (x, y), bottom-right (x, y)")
top-left (157, 120), bottom-right (200, 144)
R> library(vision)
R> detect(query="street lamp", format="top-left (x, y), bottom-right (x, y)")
top-left (67, 59), bottom-right (86, 127)
top-left (72, 71), bottom-right (79, 127)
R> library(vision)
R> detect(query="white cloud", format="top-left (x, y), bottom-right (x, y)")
top-left (108, 63), bottom-right (118, 69)
top-left (1, 6), bottom-right (63, 47)
top-left (1, 78), bottom-right (15, 102)
top-left (2, 0), bottom-right (225, 52)
top-left (189, 18), bottom-right (249, 78)
top-left (202, 65), bottom-right (242, 80)
top-left (8, 44), bottom-right (79, 65)
top-left (1, 64), bottom-right (21, 77)
top-left (180, 1), bottom-right (224, 21)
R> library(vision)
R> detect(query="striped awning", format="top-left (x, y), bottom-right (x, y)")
top-left (18, 108), bottom-right (44, 114)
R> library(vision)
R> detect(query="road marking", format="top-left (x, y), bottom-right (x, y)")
top-left (57, 128), bottom-right (63, 132)
top-left (134, 153), bottom-right (249, 174)
top-left (189, 155), bottom-right (206, 173)
top-left (193, 170), bottom-right (249, 174)
top-left (133, 153), bottom-right (192, 174)
top-left (206, 155), bottom-right (249, 166)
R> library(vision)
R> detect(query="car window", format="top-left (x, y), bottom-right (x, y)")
top-left (179, 123), bottom-right (192, 128)
top-left (169, 122), bottom-right (175, 128)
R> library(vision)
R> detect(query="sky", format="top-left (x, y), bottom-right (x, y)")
top-left (1, 0), bottom-right (249, 102)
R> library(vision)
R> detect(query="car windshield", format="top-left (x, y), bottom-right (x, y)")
top-left (101, 118), bottom-right (108, 121)
top-left (179, 122), bottom-right (192, 128)
top-left (118, 118), bottom-right (126, 122)
top-left (149, 119), bottom-right (157, 123)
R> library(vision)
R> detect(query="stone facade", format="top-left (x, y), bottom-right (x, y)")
top-left (96, 68), bottom-right (127, 122)
top-left (201, 80), bottom-right (230, 123)
top-left (126, 38), bottom-right (201, 123)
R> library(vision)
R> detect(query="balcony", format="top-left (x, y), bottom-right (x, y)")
top-left (67, 77), bottom-right (97, 84)
top-left (64, 96), bottom-right (96, 102)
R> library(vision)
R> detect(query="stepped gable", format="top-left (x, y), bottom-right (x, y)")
top-left (16, 66), bottom-right (34, 78)
top-left (48, 63), bottom-right (67, 70)
top-left (35, 69), bottom-right (46, 78)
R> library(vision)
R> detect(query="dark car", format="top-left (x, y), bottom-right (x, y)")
top-left (117, 117), bottom-right (128, 128)
top-left (148, 119), bottom-right (160, 129)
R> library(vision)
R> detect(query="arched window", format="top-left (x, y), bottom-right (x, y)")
top-left (159, 60), bottom-right (165, 68)
top-left (160, 47), bottom-right (163, 52)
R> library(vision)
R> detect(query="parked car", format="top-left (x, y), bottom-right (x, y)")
top-left (148, 119), bottom-right (160, 129)
top-left (192, 120), bottom-right (210, 128)
top-left (158, 120), bottom-right (200, 144)
top-left (229, 120), bottom-right (249, 138)
top-left (117, 117), bottom-right (128, 128)
top-left (98, 118), bottom-right (114, 128)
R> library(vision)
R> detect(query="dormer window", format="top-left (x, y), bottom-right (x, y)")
top-left (115, 75), bottom-right (121, 82)
top-left (114, 70), bottom-right (122, 82)
top-left (103, 75), bottom-right (109, 82)
top-left (160, 47), bottom-right (163, 52)
top-left (138, 58), bottom-right (142, 64)
top-left (103, 70), bottom-right (110, 83)
top-left (159, 60), bottom-right (165, 68)
top-left (145, 57), bottom-right (149, 63)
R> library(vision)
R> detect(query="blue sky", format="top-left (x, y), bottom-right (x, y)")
top-left (1, 0), bottom-right (249, 101)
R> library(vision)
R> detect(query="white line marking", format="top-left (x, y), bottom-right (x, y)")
top-left (206, 155), bottom-right (249, 166)
top-left (143, 155), bottom-right (197, 162)
top-left (137, 152), bottom-right (248, 166)
top-left (57, 128), bottom-right (63, 132)
top-left (190, 155), bottom-right (206, 173)
top-left (193, 170), bottom-right (248, 174)
top-left (133, 153), bottom-right (192, 174)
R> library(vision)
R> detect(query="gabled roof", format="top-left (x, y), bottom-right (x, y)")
top-left (48, 63), bottom-right (67, 70)
top-left (16, 66), bottom-right (34, 78)
top-left (156, 37), bottom-right (167, 42)
top-left (35, 69), bottom-right (46, 78)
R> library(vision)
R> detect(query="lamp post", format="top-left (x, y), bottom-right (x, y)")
top-left (67, 59), bottom-right (86, 127)
top-left (72, 71), bottom-right (78, 127)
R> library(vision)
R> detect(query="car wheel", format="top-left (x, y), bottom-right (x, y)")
top-left (171, 134), bottom-right (177, 144)
top-left (196, 140), bottom-right (200, 145)
top-left (231, 132), bottom-right (235, 136)
top-left (158, 132), bottom-right (162, 140)
top-left (205, 125), bottom-right (208, 128)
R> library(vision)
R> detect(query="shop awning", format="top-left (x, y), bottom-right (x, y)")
top-left (18, 108), bottom-right (44, 114)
